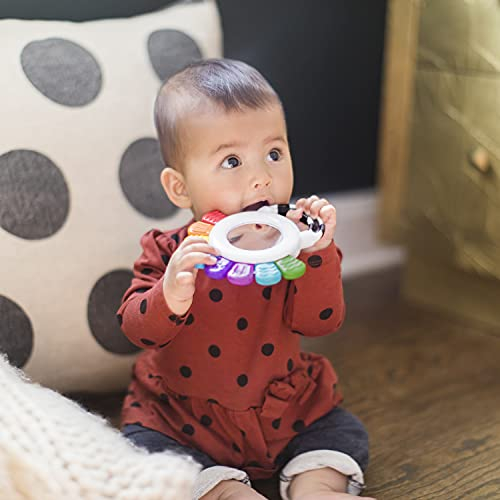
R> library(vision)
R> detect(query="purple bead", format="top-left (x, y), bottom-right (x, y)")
top-left (227, 263), bottom-right (254, 286)
top-left (204, 256), bottom-right (233, 280)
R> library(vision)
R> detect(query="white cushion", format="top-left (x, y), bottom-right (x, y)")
top-left (0, 0), bottom-right (221, 392)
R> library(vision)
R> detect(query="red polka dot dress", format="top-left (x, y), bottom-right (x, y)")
top-left (118, 220), bottom-right (345, 480)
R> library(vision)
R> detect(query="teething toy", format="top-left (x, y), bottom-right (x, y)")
top-left (187, 204), bottom-right (324, 286)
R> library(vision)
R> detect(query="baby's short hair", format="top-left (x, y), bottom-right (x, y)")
top-left (154, 58), bottom-right (282, 169)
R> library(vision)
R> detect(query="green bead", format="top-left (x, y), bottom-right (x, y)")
top-left (275, 255), bottom-right (306, 280)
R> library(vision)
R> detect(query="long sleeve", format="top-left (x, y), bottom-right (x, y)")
top-left (283, 241), bottom-right (345, 337)
top-left (117, 228), bottom-right (191, 349)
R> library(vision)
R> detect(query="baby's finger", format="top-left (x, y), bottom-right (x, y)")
top-left (320, 204), bottom-right (336, 240)
top-left (300, 195), bottom-right (320, 215)
top-left (178, 251), bottom-right (218, 271)
top-left (294, 198), bottom-right (307, 209)
top-left (180, 242), bottom-right (220, 256)
top-left (286, 205), bottom-right (303, 223)
top-left (309, 198), bottom-right (329, 218)
top-left (178, 235), bottom-right (212, 250)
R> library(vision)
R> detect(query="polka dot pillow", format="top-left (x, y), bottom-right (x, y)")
top-left (0, 1), bottom-right (221, 393)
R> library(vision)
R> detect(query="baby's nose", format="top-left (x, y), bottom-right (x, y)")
top-left (252, 168), bottom-right (272, 189)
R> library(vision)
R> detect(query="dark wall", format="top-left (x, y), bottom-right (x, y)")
top-left (1, 0), bottom-right (386, 196)
top-left (218, 1), bottom-right (386, 196)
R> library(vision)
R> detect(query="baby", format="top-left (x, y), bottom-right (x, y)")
top-left (117, 59), bottom-right (372, 500)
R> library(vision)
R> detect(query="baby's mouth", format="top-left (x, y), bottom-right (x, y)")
top-left (242, 200), bottom-right (270, 212)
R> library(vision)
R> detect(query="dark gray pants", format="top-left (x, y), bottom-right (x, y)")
top-left (123, 406), bottom-right (369, 473)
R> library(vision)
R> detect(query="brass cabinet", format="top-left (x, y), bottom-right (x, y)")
top-left (378, 0), bottom-right (500, 330)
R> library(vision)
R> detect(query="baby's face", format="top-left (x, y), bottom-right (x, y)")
top-left (177, 102), bottom-right (294, 220)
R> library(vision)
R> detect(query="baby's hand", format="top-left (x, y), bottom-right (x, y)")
top-left (286, 195), bottom-right (337, 253)
top-left (163, 236), bottom-right (220, 315)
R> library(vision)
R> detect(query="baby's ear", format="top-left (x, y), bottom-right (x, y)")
top-left (160, 167), bottom-right (192, 209)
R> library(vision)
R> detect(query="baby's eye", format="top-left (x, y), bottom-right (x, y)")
top-left (221, 156), bottom-right (241, 169)
top-left (267, 149), bottom-right (282, 162)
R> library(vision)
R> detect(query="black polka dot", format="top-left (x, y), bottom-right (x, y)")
top-left (141, 268), bottom-right (153, 275)
top-left (209, 289), bottom-right (223, 302)
top-left (182, 424), bottom-right (195, 436)
top-left (287, 359), bottom-right (294, 371)
top-left (319, 308), bottom-right (333, 320)
top-left (0, 150), bottom-right (69, 239)
top-left (185, 313), bottom-right (194, 326)
top-left (88, 270), bottom-right (140, 354)
top-left (307, 255), bottom-right (323, 268)
top-left (147, 29), bottom-right (202, 81)
top-left (180, 366), bottom-right (192, 378)
top-left (261, 344), bottom-right (274, 356)
top-left (161, 254), bottom-right (169, 265)
top-left (171, 233), bottom-right (180, 244)
top-left (140, 299), bottom-right (147, 314)
top-left (237, 318), bottom-right (248, 330)
top-left (168, 314), bottom-right (178, 322)
top-left (200, 415), bottom-right (212, 426)
top-left (140, 338), bottom-right (155, 346)
top-left (207, 399), bottom-right (219, 405)
top-left (272, 418), bottom-right (281, 430)
top-left (208, 345), bottom-right (221, 358)
top-left (130, 402), bottom-right (141, 408)
top-left (237, 374), bottom-right (248, 387)
top-left (0, 295), bottom-right (33, 368)
top-left (262, 287), bottom-right (272, 300)
top-left (159, 393), bottom-right (169, 403)
top-left (292, 420), bottom-right (306, 433)
top-left (119, 138), bottom-right (177, 219)
top-left (232, 443), bottom-right (242, 453)
top-left (21, 38), bottom-right (101, 106)
top-left (240, 430), bottom-right (246, 437)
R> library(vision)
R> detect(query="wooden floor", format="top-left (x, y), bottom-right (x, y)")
top-left (78, 266), bottom-right (500, 499)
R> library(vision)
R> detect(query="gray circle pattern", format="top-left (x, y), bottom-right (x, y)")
top-left (119, 138), bottom-right (178, 219)
top-left (0, 295), bottom-right (33, 368)
top-left (21, 38), bottom-right (102, 107)
top-left (147, 29), bottom-right (202, 81)
top-left (0, 150), bottom-right (70, 240)
top-left (87, 270), bottom-right (140, 355)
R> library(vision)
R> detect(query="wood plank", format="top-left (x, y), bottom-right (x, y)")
top-left (377, 0), bottom-right (421, 244)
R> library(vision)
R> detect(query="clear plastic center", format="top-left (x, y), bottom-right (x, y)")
top-left (227, 223), bottom-right (282, 250)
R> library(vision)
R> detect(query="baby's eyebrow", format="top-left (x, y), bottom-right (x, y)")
top-left (211, 142), bottom-right (243, 156)
top-left (264, 135), bottom-right (286, 145)
top-left (211, 136), bottom-right (286, 157)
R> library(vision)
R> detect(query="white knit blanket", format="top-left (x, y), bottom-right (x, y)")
top-left (0, 355), bottom-right (200, 500)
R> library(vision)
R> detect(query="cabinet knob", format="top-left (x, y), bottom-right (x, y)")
top-left (468, 147), bottom-right (491, 173)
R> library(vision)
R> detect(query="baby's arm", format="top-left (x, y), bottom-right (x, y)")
top-left (117, 230), bottom-right (218, 349)
top-left (284, 195), bottom-right (345, 337)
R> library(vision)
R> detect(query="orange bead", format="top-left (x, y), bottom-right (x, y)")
top-left (188, 221), bottom-right (213, 239)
